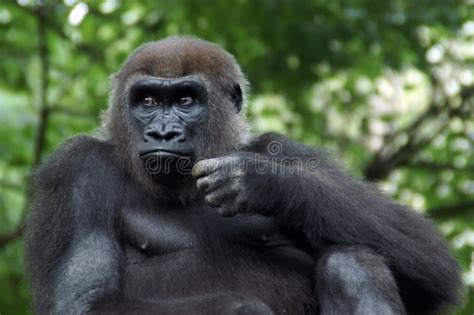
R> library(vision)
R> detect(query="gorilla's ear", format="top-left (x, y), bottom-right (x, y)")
top-left (230, 83), bottom-right (243, 112)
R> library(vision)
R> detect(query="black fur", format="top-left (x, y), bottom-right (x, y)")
top-left (25, 37), bottom-right (461, 315)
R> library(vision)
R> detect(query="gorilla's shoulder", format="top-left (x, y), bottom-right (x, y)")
top-left (42, 135), bottom-right (114, 169)
top-left (252, 131), bottom-right (287, 142)
top-left (34, 135), bottom-right (118, 189)
top-left (249, 132), bottom-right (329, 156)
top-left (250, 132), bottom-right (313, 149)
top-left (246, 132), bottom-right (291, 150)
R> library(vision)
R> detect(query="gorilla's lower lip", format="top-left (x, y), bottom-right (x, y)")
top-left (139, 149), bottom-right (192, 158)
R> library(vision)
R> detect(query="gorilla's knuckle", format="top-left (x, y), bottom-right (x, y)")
top-left (229, 179), bottom-right (243, 194)
top-left (196, 177), bottom-right (209, 191)
top-left (227, 155), bottom-right (242, 163)
top-left (205, 193), bottom-right (221, 207)
top-left (232, 168), bottom-right (246, 178)
top-left (191, 163), bottom-right (205, 177)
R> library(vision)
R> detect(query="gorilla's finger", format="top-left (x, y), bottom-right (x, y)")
top-left (204, 185), bottom-right (239, 208)
top-left (204, 192), bottom-right (222, 207)
top-left (192, 156), bottom-right (239, 178)
top-left (217, 205), bottom-right (238, 217)
top-left (192, 158), bottom-right (226, 178)
top-left (196, 171), bottom-right (229, 193)
top-left (217, 191), bottom-right (242, 217)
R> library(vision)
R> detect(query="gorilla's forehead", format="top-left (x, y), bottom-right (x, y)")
top-left (118, 37), bottom-right (241, 82)
top-left (123, 73), bottom-right (210, 91)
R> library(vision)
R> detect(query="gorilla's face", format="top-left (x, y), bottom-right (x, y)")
top-left (105, 38), bottom-right (250, 193)
top-left (128, 75), bottom-right (209, 179)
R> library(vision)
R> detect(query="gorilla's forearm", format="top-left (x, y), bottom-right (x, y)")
top-left (243, 132), bottom-right (460, 305)
top-left (91, 294), bottom-right (273, 315)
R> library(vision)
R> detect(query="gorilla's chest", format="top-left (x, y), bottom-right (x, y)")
top-left (120, 205), bottom-right (278, 254)
top-left (120, 205), bottom-right (315, 312)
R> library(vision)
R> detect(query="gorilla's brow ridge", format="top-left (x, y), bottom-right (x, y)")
top-left (123, 73), bottom-right (209, 92)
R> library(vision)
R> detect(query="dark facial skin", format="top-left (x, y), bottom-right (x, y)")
top-left (129, 76), bottom-right (209, 179)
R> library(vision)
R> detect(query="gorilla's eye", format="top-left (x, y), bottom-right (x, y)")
top-left (143, 96), bottom-right (158, 107)
top-left (177, 96), bottom-right (194, 106)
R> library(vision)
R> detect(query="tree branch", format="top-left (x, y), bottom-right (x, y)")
top-left (0, 223), bottom-right (25, 247)
top-left (51, 106), bottom-right (98, 119)
top-left (0, 5), bottom-right (51, 248)
top-left (364, 84), bottom-right (474, 181)
top-left (14, 2), bottom-right (105, 62)
top-left (404, 161), bottom-right (474, 172)
top-left (0, 179), bottom-right (23, 191)
top-left (429, 200), bottom-right (474, 220)
top-left (32, 5), bottom-right (50, 166)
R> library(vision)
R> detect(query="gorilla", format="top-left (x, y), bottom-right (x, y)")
top-left (26, 36), bottom-right (461, 315)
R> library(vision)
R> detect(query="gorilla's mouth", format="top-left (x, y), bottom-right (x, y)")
top-left (139, 148), bottom-right (194, 176)
top-left (139, 149), bottom-right (193, 159)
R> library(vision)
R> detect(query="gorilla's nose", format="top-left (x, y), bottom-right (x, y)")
top-left (144, 124), bottom-right (185, 143)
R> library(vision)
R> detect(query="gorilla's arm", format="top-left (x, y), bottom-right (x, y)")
top-left (193, 132), bottom-right (461, 310)
top-left (25, 137), bottom-right (125, 314)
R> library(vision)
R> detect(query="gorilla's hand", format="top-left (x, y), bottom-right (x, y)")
top-left (192, 152), bottom-right (277, 217)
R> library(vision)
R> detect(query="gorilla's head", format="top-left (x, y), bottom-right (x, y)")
top-left (102, 36), bottom-right (249, 197)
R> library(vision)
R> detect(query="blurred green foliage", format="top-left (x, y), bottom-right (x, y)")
top-left (0, 0), bottom-right (473, 314)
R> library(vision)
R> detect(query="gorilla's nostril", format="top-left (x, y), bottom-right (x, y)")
top-left (163, 130), bottom-right (182, 142)
top-left (144, 126), bottom-right (183, 142)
